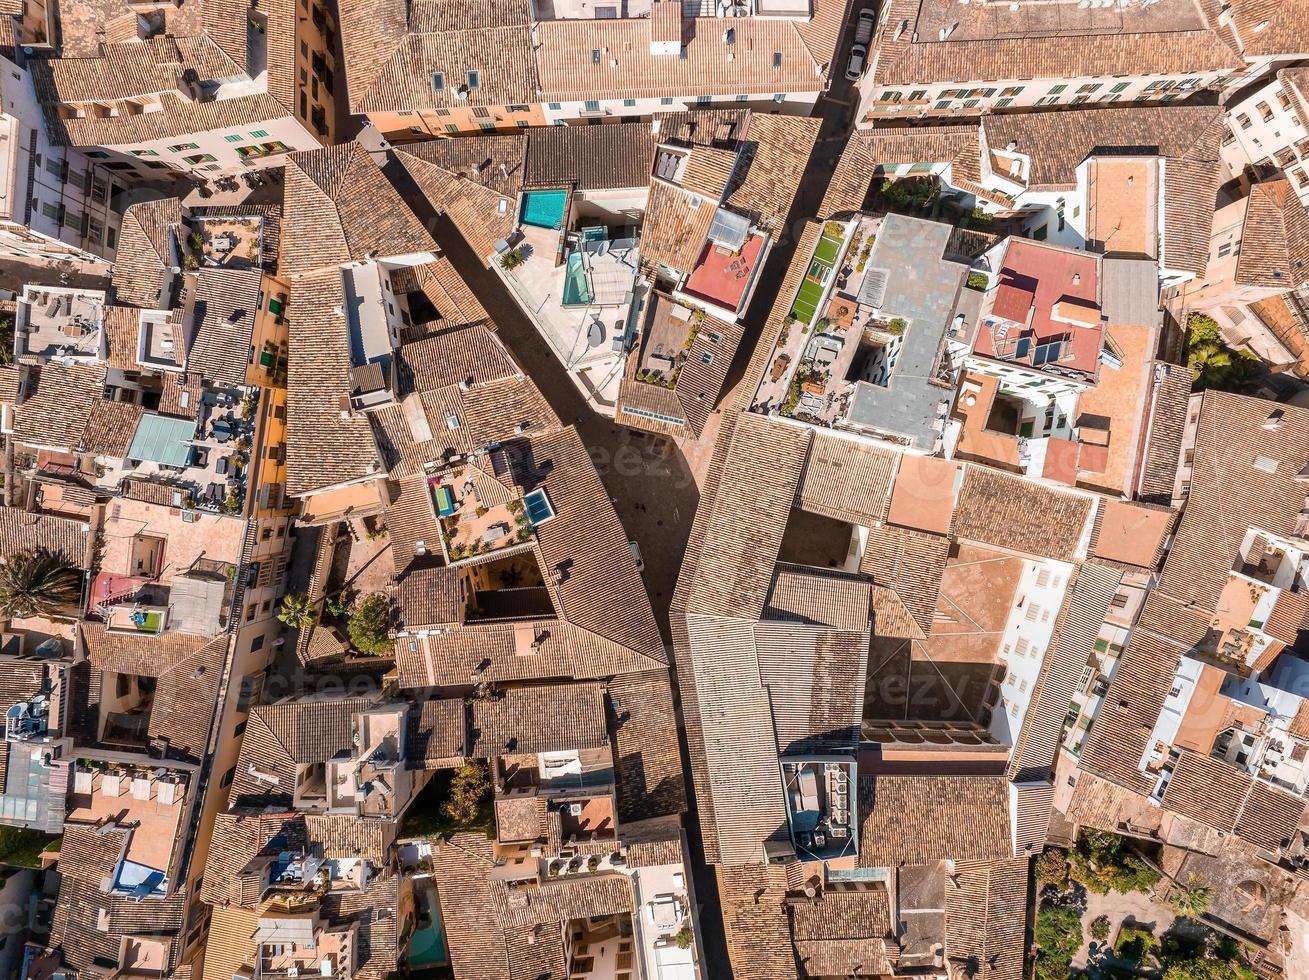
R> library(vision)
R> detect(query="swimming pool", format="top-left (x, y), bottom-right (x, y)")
top-left (561, 252), bottom-right (591, 306)
top-left (520, 189), bottom-right (568, 229)
top-left (408, 885), bottom-right (447, 969)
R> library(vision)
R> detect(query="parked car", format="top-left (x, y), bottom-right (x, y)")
top-left (846, 42), bottom-right (868, 81)
top-left (854, 7), bottom-right (876, 45)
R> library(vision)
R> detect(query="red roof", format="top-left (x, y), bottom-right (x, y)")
top-left (974, 239), bottom-right (1103, 376)
top-left (991, 280), bottom-right (1035, 324)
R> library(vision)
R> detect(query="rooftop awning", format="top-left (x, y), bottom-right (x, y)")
top-left (126, 413), bottom-right (196, 468)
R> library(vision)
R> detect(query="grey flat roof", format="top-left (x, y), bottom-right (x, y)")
top-left (1101, 256), bottom-right (1161, 328)
top-left (846, 215), bottom-right (965, 449)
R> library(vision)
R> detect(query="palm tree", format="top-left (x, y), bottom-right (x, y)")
top-left (1167, 876), bottom-right (1212, 919)
top-left (0, 549), bottom-right (82, 619)
top-left (277, 592), bottom-right (314, 630)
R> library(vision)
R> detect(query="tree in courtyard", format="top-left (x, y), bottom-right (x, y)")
top-left (347, 592), bottom-right (393, 655)
top-left (442, 761), bottom-right (490, 827)
top-left (1068, 829), bottom-right (1161, 895)
top-left (1185, 313), bottom-right (1261, 393)
top-left (1034, 904), bottom-right (1084, 980)
top-left (1167, 876), bottom-right (1213, 919)
top-left (1036, 846), bottom-right (1070, 886)
top-left (276, 592), bottom-right (314, 630)
top-left (0, 549), bottom-right (81, 619)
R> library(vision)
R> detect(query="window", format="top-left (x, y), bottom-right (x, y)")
top-left (478, 121), bottom-right (495, 130)
top-left (432, 72), bottom-right (444, 91)
top-left (169, 142), bottom-right (199, 151)
top-left (772, 52), bottom-right (782, 67)
top-left (1238, 112), bottom-right (1252, 130)
top-left (219, 766), bottom-right (235, 789)
top-left (40, 201), bottom-right (58, 220)
top-left (623, 98), bottom-right (636, 106)
top-left (1257, 100), bottom-right (1274, 122)
top-left (1000, 86), bottom-right (1023, 96)
top-left (662, 96), bottom-right (675, 105)
top-left (591, 48), bottom-right (601, 64)
top-left (467, 70), bottom-right (480, 88)
top-left (697, 95), bottom-right (711, 105)
top-left (130, 148), bottom-right (159, 157)
top-left (508, 104), bottom-right (529, 112)
top-left (1048, 84), bottom-right (1066, 94)
top-left (584, 99), bottom-right (600, 111)
top-left (472, 106), bottom-right (490, 118)
top-left (909, 89), bottom-right (927, 101)
top-left (45, 158), bottom-right (63, 178)
top-left (996, 97), bottom-right (1014, 108)
top-left (233, 720), bottom-right (246, 738)
top-left (963, 98), bottom-right (979, 108)
top-left (701, 351), bottom-right (713, 365)
top-left (934, 100), bottom-right (953, 110)
top-left (547, 101), bottom-right (561, 110)
top-left (1035, 96), bottom-right (1058, 106)
top-left (1077, 82), bottom-right (1101, 94)
top-left (445, 124), bottom-right (459, 133)
top-left (772, 94), bottom-right (784, 103)
top-left (250, 129), bottom-right (268, 138)
top-left (517, 120), bottom-right (529, 128)
top-left (735, 94), bottom-right (748, 102)
top-left (224, 134), bottom-right (242, 143)
top-left (1071, 95), bottom-right (1090, 105)
top-left (87, 150), bottom-right (109, 158)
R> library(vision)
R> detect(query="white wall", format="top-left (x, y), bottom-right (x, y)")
top-left (859, 71), bottom-right (1226, 128)
top-left (94, 112), bottom-right (319, 181)
top-left (1222, 75), bottom-right (1309, 204)
top-left (542, 90), bottom-right (820, 125)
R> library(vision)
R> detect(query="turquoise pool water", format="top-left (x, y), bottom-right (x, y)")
top-left (520, 189), bottom-right (568, 229)
top-left (561, 252), bottom-right (591, 306)
top-left (408, 886), bottom-right (447, 969)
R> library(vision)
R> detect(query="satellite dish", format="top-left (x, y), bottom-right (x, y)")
top-left (587, 320), bottom-right (605, 348)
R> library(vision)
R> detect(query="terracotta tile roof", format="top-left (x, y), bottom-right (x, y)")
top-left (405, 698), bottom-right (466, 768)
top-left (339, 0), bottom-right (535, 114)
top-left (718, 864), bottom-right (804, 980)
top-left (1078, 619), bottom-right (1185, 795)
top-left (790, 888), bottom-right (894, 978)
top-left (429, 833), bottom-right (512, 980)
top-left (284, 268), bottom-right (383, 497)
top-left (871, 0), bottom-right (1242, 88)
top-left (369, 325), bottom-right (557, 481)
top-left (230, 697), bottom-right (372, 807)
top-left (640, 178), bottom-right (717, 275)
top-left (945, 859), bottom-right (1029, 980)
top-left (951, 465), bottom-right (1094, 561)
top-left (797, 432), bottom-right (898, 526)
top-left (201, 811), bottom-right (306, 906)
top-left (112, 199), bottom-right (181, 308)
top-left (1226, 0), bottom-right (1309, 57)
top-left (280, 143), bottom-right (435, 278)
top-left (467, 682), bottom-right (608, 757)
top-left (983, 106), bottom-right (1223, 275)
top-left (858, 774), bottom-right (1013, 866)
top-left (1161, 394), bottom-right (1309, 611)
top-left (606, 670), bottom-right (687, 822)
top-left (187, 267), bottom-right (264, 386)
top-left (822, 122), bottom-right (981, 218)
top-left (1137, 361), bottom-right (1192, 503)
top-left (1235, 177), bottom-right (1309, 289)
top-left (0, 506), bottom-right (90, 567)
top-left (860, 524), bottom-right (949, 636)
top-left (536, 14), bottom-right (830, 103)
top-left (526, 122), bottom-right (658, 191)
top-left (12, 361), bottom-right (105, 452)
top-left (202, 906), bottom-right (259, 980)
top-left (755, 618), bottom-right (870, 754)
top-left (391, 563), bottom-right (463, 629)
top-left (396, 138), bottom-right (523, 263)
top-left (81, 397), bottom-right (144, 457)
top-left (524, 427), bottom-right (665, 662)
top-left (147, 635), bottom-right (227, 764)
top-left (1162, 749), bottom-right (1306, 851)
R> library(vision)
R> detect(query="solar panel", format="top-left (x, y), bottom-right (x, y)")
top-left (858, 267), bottom-right (889, 309)
top-left (707, 207), bottom-right (750, 250)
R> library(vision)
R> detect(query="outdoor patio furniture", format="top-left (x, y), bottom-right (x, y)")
top-left (215, 456), bottom-right (229, 476)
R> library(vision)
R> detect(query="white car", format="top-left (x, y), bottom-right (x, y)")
top-left (846, 42), bottom-right (868, 81)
